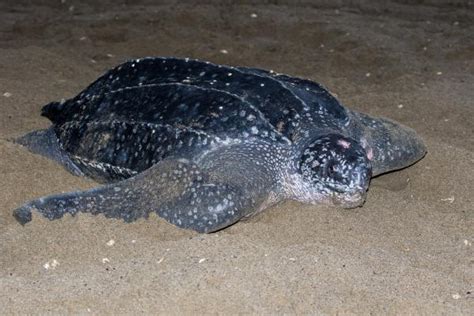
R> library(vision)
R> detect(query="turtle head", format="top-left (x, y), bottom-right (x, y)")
top-left (299, 134), bottom-right (372, 208)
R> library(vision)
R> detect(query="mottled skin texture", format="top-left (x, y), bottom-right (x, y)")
top-left (14, 57), bottom-right (426, 233)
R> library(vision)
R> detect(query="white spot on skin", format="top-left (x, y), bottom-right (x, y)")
top-left (247, 114), bottom-right (256, 121)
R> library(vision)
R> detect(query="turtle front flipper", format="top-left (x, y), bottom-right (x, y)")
top-left (13, 158), bottom-right (263, 233)
top-left (349, 112), bottom-right (427, 176)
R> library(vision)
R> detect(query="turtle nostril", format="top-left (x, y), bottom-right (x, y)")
top-left (352, 167), bottom-right (370, 189)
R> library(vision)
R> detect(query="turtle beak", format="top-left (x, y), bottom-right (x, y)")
top-left (331, 189), bottom-right (367, 208)
top-left (331, 164), bottom-right (371, 208)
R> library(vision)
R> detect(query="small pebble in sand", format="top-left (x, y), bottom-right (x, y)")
top-left (423, 46), bottom-right (427, 51)
top-left (320, 44), bottom-right (325, 48)
top-left (220, 49), bottom-right (229, 54)
top-left (90, 59), bottom-right (97, 64)
top-left (453, 21), bottom-right (459, 26)
top-left (250, 13), bottom-right (258, 18)
top-left (365, 72), bottom-right (371, 77)
top-left (43, 259), bottom-right (59, 270)
top-left (131, 239), bottom-right (136, 244)
top-left (329, 49), bottom-right (334, 53)
top-left (79, 36), bottom-right (87, 41)
top-left (3, 92), bottom-right (12, 97)
top-left (157, 257), bottom-right (164, 264)
top-left (464, 240), bottom-right (472, 246)
top-left (289, 258), bottom-right (296, 261)
top-left (440, 196), bottom-right (455, 203)
top-left (106, 53), bottom-right (114, 58)
top-left (102, 258), bottom-right (110, 264)
top-left (398, 104), bottom-right (404, 109)
top-left (436, 71), bottom-right (443, 75)
top-left (452, 293), bottom-right (461, 300)
top-left (198, 258), bottom-right (206, 263)
top-left (106, 239), bottom-right (115, 246)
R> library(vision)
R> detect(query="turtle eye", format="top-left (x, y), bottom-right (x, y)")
top-left (328, 163), bottom-right (336, 175)
top-left (323, 161), bottom-right (337, 178)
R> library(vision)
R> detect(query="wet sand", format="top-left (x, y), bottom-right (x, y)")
top-left (0, 1), bottom-right (473, 314)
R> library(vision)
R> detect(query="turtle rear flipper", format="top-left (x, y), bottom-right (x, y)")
top-left (14, 128), bottom-right (84, 177)
top-left (13, 158), bottom-right (263, 233)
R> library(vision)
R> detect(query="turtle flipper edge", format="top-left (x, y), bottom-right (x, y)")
top-left (14, 127), bottom-right (84, 177)
top-left (13, 158), bottom-right (253, 233)
top-left (349, 112), bottom-right (427, 176)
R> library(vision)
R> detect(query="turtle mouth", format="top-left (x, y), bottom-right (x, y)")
top-left (330, 189), bottom-right (367, 208)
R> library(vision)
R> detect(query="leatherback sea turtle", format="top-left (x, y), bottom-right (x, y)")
top-left (14, 57), bottom-right (426, 233)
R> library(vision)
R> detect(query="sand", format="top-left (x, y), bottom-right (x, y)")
top-left (0, 0), bottom-right (473, 314)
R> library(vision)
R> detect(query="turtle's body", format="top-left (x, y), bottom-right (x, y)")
top-left (14, 57), bottom-right (426, 232)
